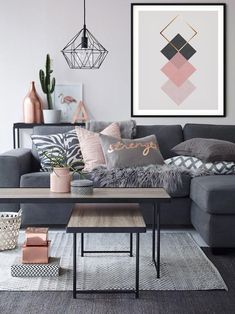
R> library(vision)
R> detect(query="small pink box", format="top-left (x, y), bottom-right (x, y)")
top-left (22, 241), bottom-right (50, 264)
top-left (25, 227), bottom-right (48, 246)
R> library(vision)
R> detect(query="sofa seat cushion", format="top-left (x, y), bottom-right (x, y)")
top-left (20, 172), bottom-right (81, 188)
top-left (21, 166), bottom-right (191, 197)
top-left (190, 176), bottom-right (235, 214)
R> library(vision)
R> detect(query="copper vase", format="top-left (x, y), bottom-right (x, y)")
top-left (23, 81), bottom-right (43, 123)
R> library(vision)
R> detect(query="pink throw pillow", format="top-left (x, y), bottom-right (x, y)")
top-left (76, 122), bottom-right (121, 171)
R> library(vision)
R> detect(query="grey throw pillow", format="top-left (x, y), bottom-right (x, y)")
top-left (172, 138), bottom-right (235, 162)
top-left (99, 134), bottom-right (164, 169)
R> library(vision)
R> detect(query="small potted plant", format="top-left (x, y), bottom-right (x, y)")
top-left (39, 54), bottom-right (61, 123)
top-left (44, 150), bottom-right (82, 193)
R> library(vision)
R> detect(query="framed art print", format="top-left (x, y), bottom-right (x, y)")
top-left (131, 3), bottom-right (226, 117)
top-left (54, 84), bottom-right (83, 122)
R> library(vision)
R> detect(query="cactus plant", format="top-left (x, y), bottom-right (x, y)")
top-left (39, 54), bottom-right (56, 110)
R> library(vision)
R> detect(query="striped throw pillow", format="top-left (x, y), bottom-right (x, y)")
top-left (31, 129), bottom-right (84, 171)
top-left (76, 122), bottom-right (121, 172)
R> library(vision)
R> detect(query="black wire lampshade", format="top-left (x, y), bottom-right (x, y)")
top-left (61, 0), bottom-right (108, 69)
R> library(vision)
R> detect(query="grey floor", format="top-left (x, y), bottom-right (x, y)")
top-left (1, 230), bottom-right (235, 314)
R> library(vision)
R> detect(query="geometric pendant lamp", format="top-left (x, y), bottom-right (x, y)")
top-left (61, 0), bottom-right (108, 69)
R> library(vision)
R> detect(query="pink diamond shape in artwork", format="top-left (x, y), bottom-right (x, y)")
top-left (161, 79), bottom-right (196, 105)
top-left (170, 52), bottom-right (188, 69)
top-left (161, 60), bottom-right (196, 87)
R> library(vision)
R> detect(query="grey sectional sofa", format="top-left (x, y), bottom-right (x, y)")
top-left (1, 123), bottom-right (235, 248)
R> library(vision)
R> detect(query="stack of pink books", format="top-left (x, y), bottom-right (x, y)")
top-left (22, 228), bottom-right (49, 264)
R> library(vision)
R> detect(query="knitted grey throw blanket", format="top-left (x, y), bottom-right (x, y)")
top-left (89, 164), bottom-right (207, 197)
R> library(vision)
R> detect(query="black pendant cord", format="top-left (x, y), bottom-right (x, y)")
top-left (83, 0), bottom-right (86, 35)
top-left (83, 0), bottom-right (86, 27)
top-left (82, 0), bottom-right (87, 47)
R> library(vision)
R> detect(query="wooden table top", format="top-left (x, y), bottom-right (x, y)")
top-left (0, 187), bottom-right (171, 203)
top-left (67, 204), bottom-right (146, 233)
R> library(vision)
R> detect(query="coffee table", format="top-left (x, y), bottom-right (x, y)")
top-left (67, 203), bottom-right (146, 298)
top-left (0, 187), bottom-right (171, 277)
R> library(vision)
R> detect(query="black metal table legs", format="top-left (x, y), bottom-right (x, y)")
top-left (135, 232), bottom-right (140, 298)
top-left (72, 203), bottom-right (161, 299)
top-left (130, 233), bottom-right (133, 257)
top-left (72, 232), bottom-right (140, 298)
top-left (152, 202), bottom-right (161, 278)
top-left (80, 233), bottom-right (133, 256)
top-left (81, 233), bottom-right (84, 257)
top-left (73, 233), bottom-right (77, 299)
top-left (157, 204), bottom-right (161, 278)
top-left (80, 204), bottom-right (161, 278)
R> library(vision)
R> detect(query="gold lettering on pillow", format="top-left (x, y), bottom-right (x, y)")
top-left (107, 141), bottom-right (158, 156)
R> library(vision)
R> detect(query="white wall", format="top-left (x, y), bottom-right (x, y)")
top-left (0, 0), bottom-right (234, 153)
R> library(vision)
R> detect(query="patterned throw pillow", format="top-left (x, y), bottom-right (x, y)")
top-left (165, 155), bottom-right (235, 175)
top-left (31, 129), bottom-right (84, 171)
top-left (99, 134), bottom-right (164, 170)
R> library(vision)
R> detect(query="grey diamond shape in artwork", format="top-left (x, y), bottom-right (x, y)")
top-left (171, 34), bottom-right (187, 50)
top-left (161, 34), bottom-right (187, 60)
top-left (161, 33), bottom-right (196, 61)
top-left (180, 44), bottom-right (196, 60)
top-left (161, 43), bottom-right (177, 60)
top-left (171, 33), bottom-right (196, 60)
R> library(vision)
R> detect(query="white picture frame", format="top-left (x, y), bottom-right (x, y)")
top-left (131, 4), bottom-right (225, 117)
top-left (54, 84), bottom-right (83, 122)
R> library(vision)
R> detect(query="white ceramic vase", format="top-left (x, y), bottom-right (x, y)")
top-left (43, 109), bottom-right (61, 124)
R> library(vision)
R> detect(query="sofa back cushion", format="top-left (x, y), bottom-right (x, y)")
top-left (184, 124), bottom-right (235, 143)
top-left (134, 125), bottom-right (183, 159)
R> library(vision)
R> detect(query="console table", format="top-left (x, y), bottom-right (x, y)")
top-left (0, 187), bottom-right (171, 279)
top-left (13, 122), bottom-right (85, 148)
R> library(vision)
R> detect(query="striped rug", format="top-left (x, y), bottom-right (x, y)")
top-left (0, 231), bottom-right (227, 291)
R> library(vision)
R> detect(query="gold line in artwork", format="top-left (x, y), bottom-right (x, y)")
top-left (160, 15), bottom-right (179, 51)
top-left (177, 22), bottom-right (198, 52)
top-left (160, 15), bottom-right (179, 37)
top-left (160, 16), bottom-right (198, 52)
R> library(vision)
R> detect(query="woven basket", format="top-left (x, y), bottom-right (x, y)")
top-left (0, 210), bottom-right (22, 251)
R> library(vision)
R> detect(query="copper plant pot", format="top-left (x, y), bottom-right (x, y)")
top-left (50, 167), bottom-right (71, 193)
top-left (23, 81), bottom-right (44, 123)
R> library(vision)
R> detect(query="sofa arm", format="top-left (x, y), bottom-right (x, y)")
top-left (0, 148), bottom-right (32, 187)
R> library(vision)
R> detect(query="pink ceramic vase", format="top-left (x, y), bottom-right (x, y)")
top-left (50, 167), bottom-right (71, 193)
top-left (23, 81), bottom-right (44, 123)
